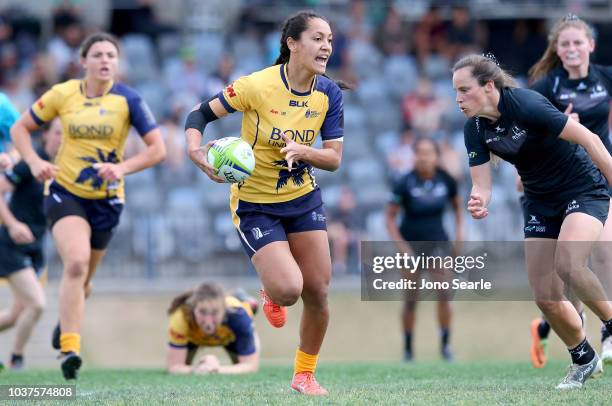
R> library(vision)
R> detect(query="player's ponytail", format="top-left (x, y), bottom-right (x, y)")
top-left (167, 282), bottom-right (226, 315)
top-left (529, 14), bottom-right (594, 82)
top-left (452, 54), bottom-right (518, 90)
top-left (274, 10), bottom-right (353, 90)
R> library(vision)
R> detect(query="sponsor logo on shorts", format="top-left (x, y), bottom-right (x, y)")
top-left (52, 193), bottom-right (62, 203)
top-left (311, 211), bottom-right (326, 222)
top-left (525, 225), bottom-right (546, 233)
top-left (528, 215), bottom-right (540, 225)
top-left (251, 227), bottom-right (272, 240)
top-left (566, 200), bottom-right (580, 212)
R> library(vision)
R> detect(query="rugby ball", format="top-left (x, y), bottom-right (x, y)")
top-left (207, 137), bottom-right (255, 183)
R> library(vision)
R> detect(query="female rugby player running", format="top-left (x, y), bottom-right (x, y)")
top-left (527, 13), bottom-right (612, 368)
top-left (185, 11), bottom-right (347, 395)
top-left (453, 53), bottom-right (612, 389)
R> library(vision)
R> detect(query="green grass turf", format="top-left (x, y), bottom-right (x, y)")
top-left (1, 361), bottom-right (610, 405)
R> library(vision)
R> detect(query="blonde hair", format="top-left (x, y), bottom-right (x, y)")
top-left (167, 282), bottom-right (225, 315)
top-left (529, 14), bottom-right (594, 81)
top-left (452, 54), bottom-right (518, 89)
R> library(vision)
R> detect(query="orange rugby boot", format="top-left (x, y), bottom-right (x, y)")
top-left (260, 289), bottom-right (287, 328)
top-left (530, 318), bottom-right (548, 368)
top-left (291, 372), bottom-right (329, 396)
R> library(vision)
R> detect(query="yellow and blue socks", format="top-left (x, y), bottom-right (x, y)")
top-left (60, 332), bottom-right (81, 355)
top-left (294, 349), bottom-right (318, 375)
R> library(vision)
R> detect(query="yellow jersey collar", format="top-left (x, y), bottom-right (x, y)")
top-left (280, 64), bottom-right (316, 96)
top-left (80, 79), bottom-right (114, 99)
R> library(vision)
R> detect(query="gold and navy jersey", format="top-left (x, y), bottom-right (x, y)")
top-left (30, 80), bottom-right (157, 200)
top-left (167, 296), bottom-right (256, 356)
top-left (219, 64), bottom-right (344, 204)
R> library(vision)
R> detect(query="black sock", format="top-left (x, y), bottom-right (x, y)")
top-left (10, 354), bottom-right (23, 364)
top-left (603, 324), bottom-right (611, 341)
top-left (568, 338), bottom-right (596, 365)
top-left (602, 318), bottom-right (612, 337)
top-left (537, 318), bottom-right (551, 339)
top-left (440, 328), bottom-right (450, 349)
top-left (404, 331), bottom-right (413, 354)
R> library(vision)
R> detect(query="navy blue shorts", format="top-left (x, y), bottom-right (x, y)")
top-left (521, 190), bottom-right (610, 239)
top-left (233, 189), bottom-right (327, 258)
top-left (0, 228), bottom-right (45, 277)
top-left (44, 182), bottom-right (123, 250)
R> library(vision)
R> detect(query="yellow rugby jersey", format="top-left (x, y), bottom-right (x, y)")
top-left (167, 296), bottom-right (256, 356)
top-left (218, 64), bottom-right (344, 204)
top-left (30, 80), bottom-right (157, 200)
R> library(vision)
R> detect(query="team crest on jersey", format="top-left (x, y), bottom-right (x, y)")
top-left (226, 84), bottom-right (237, 98)
top-left (590, 84), bottom-right (607, 99)
top-left (305, 109), bottom-right (321, 119)
top-left (37, 99), bottom-right (45, 109)
top-left (76, 148), bottom-right (119, 191)
top-left (272, 159), bottom-right (308, 191)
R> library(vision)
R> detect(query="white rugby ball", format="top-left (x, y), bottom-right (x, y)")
top-left (207, 137), bottom-right (255, 183)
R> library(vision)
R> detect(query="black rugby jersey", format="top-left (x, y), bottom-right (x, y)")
top-left (531, 64), bottom-right (612, 153)
top-left (391, 168), bottom-right (457, 241)
top-left (2, 148), bottom-right (48, 244)
top-left (464, 87), bottom-right (607, 213)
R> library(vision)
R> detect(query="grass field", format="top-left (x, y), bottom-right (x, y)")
top-left (1, 361), bottom-right (610, 405)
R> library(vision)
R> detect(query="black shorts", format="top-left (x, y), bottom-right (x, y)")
top-left (522, 190), bottom-right (610, 239)
top-left (0, 228), bottom-right (45, 278)
top-left (233, 188), bottom-right (327, 258)
top-left (405, 240), bottom-right (452, 258)
top-left (44, 182), bottom-right (123, 250)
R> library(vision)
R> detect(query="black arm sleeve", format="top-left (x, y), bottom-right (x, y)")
top-left (184, 96), bottom-right (220, 132)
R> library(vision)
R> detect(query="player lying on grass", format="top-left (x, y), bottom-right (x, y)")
top-left (166, 282), bottom-right (260, 375)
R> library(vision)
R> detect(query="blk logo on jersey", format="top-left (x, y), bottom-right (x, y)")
top-left (289, 100), bottom-right (308, 107)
